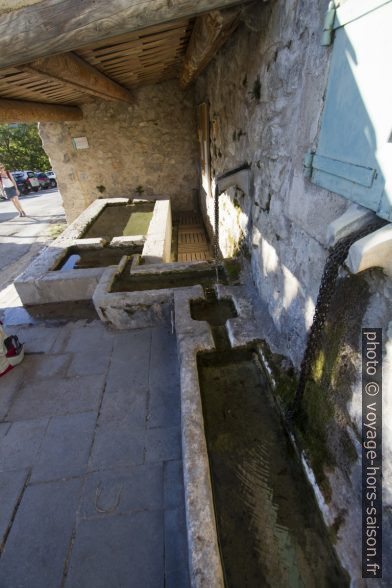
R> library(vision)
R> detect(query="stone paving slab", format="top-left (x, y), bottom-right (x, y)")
top-left (106, 328), bottom-right (152, 392)
top-left (0, 468), bottom-right (29, 545)
top-left (163, 459), bottom-right (185, 510)
top-left (31, 412), bottom-right (97, 483)
top-left (164, 506), bottom-right (189, 573)
top-left (14, 324), bottom-right (64, 353)
top-left (145, 425), bottom-right (182, 463)
top-left (0, 361), bottom-right (26, 397)
top-left (65, 510), bottom-right (164, 588)
top-left (64, 321), bottom-right (114, 354)
top-left (0, 478), bottom-right (83, 588)
top-left (147, 389), bottom-right (181, 429)
top-left (67, 347), bottom-right (112, 377)
top-left (0, 418), bottom-right (49, 472)
top-left (89, 420), bottom-right (146, 471)
top-left (7, 374), bottom-right (105, 420)
top-left (22, 352), bottom-right (71, 380)
top-left (80, 463), bottom-right (163, 518)
top-left (99, 386), bottom-right (147, 429)
top-left (0, 320), bottom-right (190, 587)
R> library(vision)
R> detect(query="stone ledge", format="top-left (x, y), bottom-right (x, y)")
top-left (92, 260), bottom-right (174, 329)
top-left (142, 199), bottom-right (172, 264)
top-left (173, 288), bottom-right (223, 588)
top-left (326, 203), bottom-right (377, 247)
top-left (346, 223), bottom-right (392, 276)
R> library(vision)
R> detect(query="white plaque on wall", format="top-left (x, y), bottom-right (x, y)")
top-left (72, 136), bottom-right (89, 150)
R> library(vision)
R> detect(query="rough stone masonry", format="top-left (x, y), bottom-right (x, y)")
top-left (195, 0), bottom-right (392, 583)
top-left (39, 80), bottom-right (199, 222)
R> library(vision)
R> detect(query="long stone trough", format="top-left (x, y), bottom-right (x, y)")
top-left (14, 198), bottom-right (171, 305)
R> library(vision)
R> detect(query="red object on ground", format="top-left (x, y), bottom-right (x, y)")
top-left (0, 364), bottom-right (13, 377)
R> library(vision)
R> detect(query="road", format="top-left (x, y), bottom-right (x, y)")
top-left (0, 188), bottom-right (66, 293)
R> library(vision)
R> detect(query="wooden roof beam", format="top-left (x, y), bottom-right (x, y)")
top-left (0, 98), bottom-right (83, 123)
top-left (0, 0), bottom-right (249, 69)
top-left (179, 8), bottom-right (241, 88)
top-left (19, 52), bottom-right (134, 103)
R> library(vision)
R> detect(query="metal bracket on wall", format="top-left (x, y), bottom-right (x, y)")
top-left (303, 151), bottom-right (315, 178)
top-left (321, 1), bottom-right (338, 45)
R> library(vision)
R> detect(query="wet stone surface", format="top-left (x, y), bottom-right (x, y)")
top-left (191, 290), bottom-right (237, 351)
top-left (0, 319), bottom-right (189, 588)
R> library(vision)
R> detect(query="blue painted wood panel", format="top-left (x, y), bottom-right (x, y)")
top-left (311, 0), bottom-right (392, 221)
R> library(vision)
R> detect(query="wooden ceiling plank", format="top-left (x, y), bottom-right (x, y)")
top-left (77, 18), bottom-right (193, 52)
top-left (89, 27), bottom-right (191, 58)
top-left (95, 39), bottom-right (189, 62)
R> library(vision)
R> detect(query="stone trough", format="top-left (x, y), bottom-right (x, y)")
top-left (14, 197), bottom-right (172, 305)
top-left (93, 259), bottom-right (224, 330)
top-left (173, 284), bottom-right (259, 587)
top-left (173, 285), bottom-right (345, 586)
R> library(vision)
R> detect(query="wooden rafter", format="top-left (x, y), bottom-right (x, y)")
top-left (0, 98), bottom-right (83, 123)
top-left (19, 53), bottom-right (133, 103)
top-left (179, 8), bottom-right (241, 87)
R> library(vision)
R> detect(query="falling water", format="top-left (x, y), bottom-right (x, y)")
top-left (291, 218), bottom-right (386, 417)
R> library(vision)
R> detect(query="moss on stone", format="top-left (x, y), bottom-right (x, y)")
top-left (260, 273), bottom-right (370, 503)
top-left (293, 274), bottom-right (370, 498)
top-left (259, 340), bottom-right (297, 410)
top-left (224, 258), bottom-right (241, 282)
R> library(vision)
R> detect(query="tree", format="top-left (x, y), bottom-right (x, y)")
top-left (0, 123), bottom-right (50, 171)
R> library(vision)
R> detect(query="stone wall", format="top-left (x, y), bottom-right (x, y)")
top-left (196, 0), bottom-right (392, 582)
top-left (40, 80), bottom-right (198, 222)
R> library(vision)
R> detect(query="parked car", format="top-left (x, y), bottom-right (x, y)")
top-left (45, 170), bottom-right (57, 188)
top-left (12, 171), bottom-right (40, 193)
top-left (35, 172), bottom-right (51, 190)
top-left (10, 173), bottom-right (30, 195)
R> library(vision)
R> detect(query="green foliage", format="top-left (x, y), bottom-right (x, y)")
top-left (0, 123), bottom-right (50, 171)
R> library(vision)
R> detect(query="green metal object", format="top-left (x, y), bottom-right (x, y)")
top-left (321, 1), bottom-right (337, 46)
top-left (303, 151), bottom-right (315, 178)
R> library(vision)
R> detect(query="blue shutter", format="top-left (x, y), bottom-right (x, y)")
top-left (308, 0), bottom-right (392, 221)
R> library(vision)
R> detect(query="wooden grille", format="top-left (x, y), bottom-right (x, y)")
top-left (177, 211), bottom-right (213, 262)
top-left (77, 19), bottom-right (194, 89)
top-left (0, 67), bottom-right (86, 104)
top-left (0, 18), bottom-right (194, 104)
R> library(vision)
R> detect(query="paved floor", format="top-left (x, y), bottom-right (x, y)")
top-left (0, 318), bottom-right (189, 588)
top-left (0, 189), bottom-right (66, 291)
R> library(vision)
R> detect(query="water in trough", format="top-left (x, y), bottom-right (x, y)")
top-left (81, 202), bottom-right (154, 240)
top-left (193, 291), bottom-right (347, 586)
